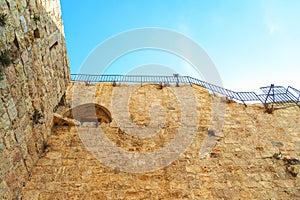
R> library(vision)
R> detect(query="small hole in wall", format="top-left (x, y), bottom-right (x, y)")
top-left (34, 28), bottom-right (40, 38)
top-left (49, 41), bottom-right (58, 50)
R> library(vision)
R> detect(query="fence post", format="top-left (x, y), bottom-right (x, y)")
top-left (264, 84), bottom-right (274, 112)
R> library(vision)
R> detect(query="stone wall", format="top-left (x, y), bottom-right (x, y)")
top-left (20, 83), bottom-right (300, 199)
top-left (0, 0), bottom-right (69, 199)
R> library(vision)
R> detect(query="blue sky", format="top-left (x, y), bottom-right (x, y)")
top-left (61, 0), bottom-right (300, 91)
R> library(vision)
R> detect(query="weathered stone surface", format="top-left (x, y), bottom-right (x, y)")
top-left (18, 83), bottom-right (300, 199)
top-left (0, 112), bottom-right (11, 131)
top-left (52, 113), bottom-right (80, 126)
top-left (1, 0), bottom-right (299, 198)
top-left (0, 0), bottom-right (69, 199)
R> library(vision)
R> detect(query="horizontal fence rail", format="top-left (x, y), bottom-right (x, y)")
top-left (71, 74), bottom-right (300, 108)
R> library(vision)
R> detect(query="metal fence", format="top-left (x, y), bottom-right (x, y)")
top-left (71, 74), bottom-right (300, 108)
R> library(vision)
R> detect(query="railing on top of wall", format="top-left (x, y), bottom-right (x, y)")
top-left (70, 74), bottom-right (300, 109)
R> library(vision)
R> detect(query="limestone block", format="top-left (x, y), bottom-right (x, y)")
top-left (17, 0), bottom-right (27, 10)
top-left (0, 78), bottom-right (8, 90)
top-left (10, 148), bottom-right (23, 166)
top-left (0, 181), bottom-right (10, 199)
top-left (275, 179), bottom-right (295, 188)
top-left (0, 98), bottom-right (5, 114)
top-left (0, 35), bottom-right (6, 51)
top-left (52, 113), bottom-right (80, 126)
top-left (0, 112), bottom-right (11, 130)
top-left (6, 0), bottom-right (17, 9)
top-left (49, 30), bottom-right (60, 47)
top-left (4, 66), bottom-right (16, 85)
top-left (6, 98), bottom-right (17, 121)
top-left (4, 25), bottom-right (15, 44)
top-left (0, 138), bottom-right (4, 151)
top-left (15, 100), bottom-right (26, 118)
top-left (3, 130), bottom-right (18, 151)
top-left (10, 8), bottom-right (21, 28)
top-left (28, 0), bottom-right (36, 9)
top-left (20, 50), bottom-right (29, 64)
top-left (19, 15), bottom-right (28, 33)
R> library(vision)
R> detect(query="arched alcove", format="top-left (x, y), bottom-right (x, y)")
top-left (63, 103), bottom-right (112, 124)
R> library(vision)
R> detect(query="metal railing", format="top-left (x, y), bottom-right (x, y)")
top-left (71, 74), bottom-right (300, 108)
top-left (287, 86), bottom-right (300, 102)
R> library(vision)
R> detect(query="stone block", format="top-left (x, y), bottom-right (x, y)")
top-left (0, 181), bottom-right (9, 199)
top-left (0, 137), bottom-right (5, 151)
top-left (10, 148), bottom-right (22, 165)
top-left (19, 15), bottom-right (28, 33)
top-left (16, 100), bottom-right (26, 118)
top-left (6, 0), bottom-right (17, 9)
top-left (3, 131), bottom-right (18, 151)
top-left (4, 25), bottom-right (15, 44)
top-left (7, 100), bottom-right (17, 122)
top-left (0, 99), bottom-right (5, 116)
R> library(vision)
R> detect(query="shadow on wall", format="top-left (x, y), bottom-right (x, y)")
top-left (0, 0), bottom-right (69, 199)
top-left (63, 103), bottom-right (112, 124)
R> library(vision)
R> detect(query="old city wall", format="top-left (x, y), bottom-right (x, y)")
top-left (20, 83), bottom-right (300, 199)
top-left (0, 0), bottom-right (299, 199)
top-left (0, 0), bottom-right (69, 198)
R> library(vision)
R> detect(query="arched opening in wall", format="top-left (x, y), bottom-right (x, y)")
top-left (63, 103), bottom-right (112, 126)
